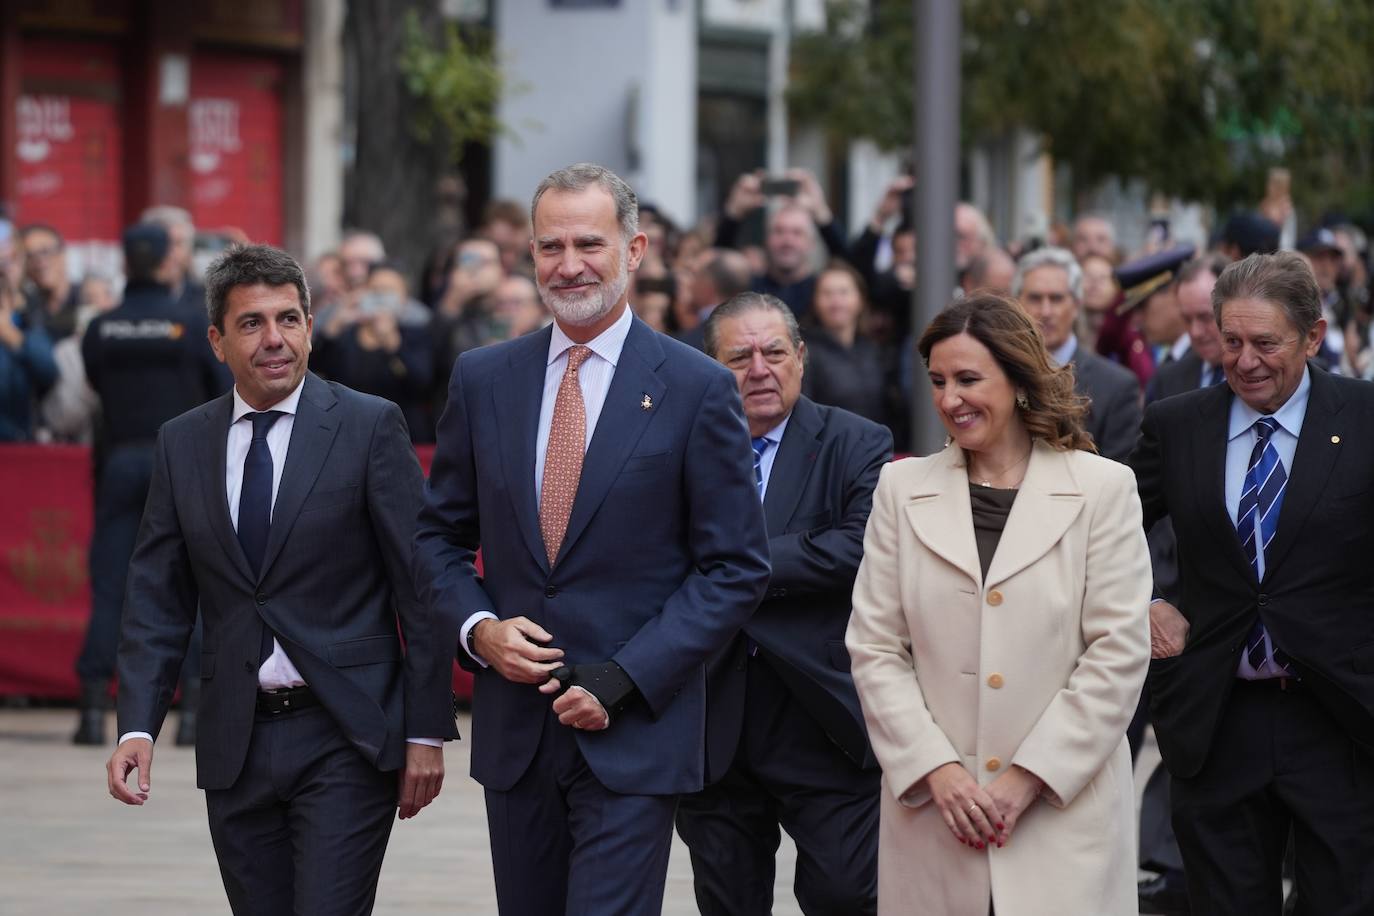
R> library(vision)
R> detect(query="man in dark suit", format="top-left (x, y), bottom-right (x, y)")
top-left (106, 244), bottom-right (457, 916)
top-left (1130, 252), bottom-right (1374, 915)
top-left (675, 292), bottom-right (890, 915)
top-left (1013, 245), bottom-right (1141, 461)
top-left (414, 164), bottom-right (771, 916)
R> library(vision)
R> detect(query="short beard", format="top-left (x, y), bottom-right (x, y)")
top-left (540, 248), bottom-right (629, 327)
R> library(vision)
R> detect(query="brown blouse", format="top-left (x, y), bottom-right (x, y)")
top-left (969, 483), bottom-right (1018, 582)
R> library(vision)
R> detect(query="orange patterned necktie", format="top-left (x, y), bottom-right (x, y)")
top-left (540, 345), bottom-right (593, 566)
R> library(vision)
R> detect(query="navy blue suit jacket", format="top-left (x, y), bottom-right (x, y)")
top-left (415, 316), bottom-right (771, 795)
top-left (705, 396), bottom-right (892, 777)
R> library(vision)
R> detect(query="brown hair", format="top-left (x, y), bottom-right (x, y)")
top-left (917, 293), bottom-right (1095, 452)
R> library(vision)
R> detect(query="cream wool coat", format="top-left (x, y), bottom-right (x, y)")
top-left (846, 441), bottom-right (1151, 916)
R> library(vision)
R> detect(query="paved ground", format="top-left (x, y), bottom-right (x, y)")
top-left (0, 709), bottom-right (803, 915)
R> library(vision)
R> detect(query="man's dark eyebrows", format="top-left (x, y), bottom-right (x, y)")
top-left (575, 234), bottom-right (608, 246)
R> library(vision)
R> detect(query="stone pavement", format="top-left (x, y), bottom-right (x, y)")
top-left (0, 709), bottom-right (802, 916)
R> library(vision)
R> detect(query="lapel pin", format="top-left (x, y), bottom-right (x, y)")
top-left (641, 393), bottom-right (653, 411)
top-left (1331, 435), bottom-right (1341, 444)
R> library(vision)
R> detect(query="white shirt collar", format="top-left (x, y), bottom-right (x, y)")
top-left (231, 378), bottom-right (306, 425)
top-left (1169, 333), bottom-right (1191, 362)
top-left (547, 305), bottom-right (634, 369)
top-left (761, 412), bottom-right (790, 446)
top-left (1228, 365), bottom-right (1311, 442)
top-left (1049, 335), bottom-right (1079, 367)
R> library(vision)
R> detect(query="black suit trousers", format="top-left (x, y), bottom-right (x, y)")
top-left (1171, 679), bottom-right (1374, 916)
top-left (675, 655), bottom-right (879, 916)
top-left (204, 705), bottom-right (397, 916)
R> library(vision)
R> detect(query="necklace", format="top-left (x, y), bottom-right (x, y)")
top-left (969, 448), bottom-right (1032, 488)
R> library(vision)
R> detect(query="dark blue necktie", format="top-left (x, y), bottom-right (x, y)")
top-left (238, 411), bottom-right (284, 577)
top-left (1207, 365), bottom-right (1225, 387)
top-left (1235, 417), bottom-right (1291, 673)
top-left (751, 437), bottom-right (769, 502)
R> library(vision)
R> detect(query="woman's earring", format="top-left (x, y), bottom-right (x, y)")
top-left (1016, 392), bottom-right (1029, 410)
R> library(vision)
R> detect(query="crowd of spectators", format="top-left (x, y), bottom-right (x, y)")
top-left (4, 167), bottom-right (1374, 454)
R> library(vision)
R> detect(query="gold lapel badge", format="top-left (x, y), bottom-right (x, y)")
top-left (641, 393), bottom-right (654, 411)
top-left (1331, 435), bottom-right (1341, 444)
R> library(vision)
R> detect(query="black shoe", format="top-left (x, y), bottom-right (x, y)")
top-left (72, 681), bottom-right (108, 746)
top-left (1139, 871), bottom-right (1191, 915)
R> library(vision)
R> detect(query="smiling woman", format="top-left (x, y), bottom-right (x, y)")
top-left (846, 293), bottom-right (1152, 916)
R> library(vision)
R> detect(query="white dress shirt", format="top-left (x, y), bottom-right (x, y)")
top-left (460, 306), bottom-right (635, 665)
top-left (1225, 366), bottom-right (1309, 679)
top-left (121, 380), bottom-right (438, 746)
top-left (1166, 333), bottom-right (1191, 363)
top-left (1049, 335), bottom-right (1079, 368)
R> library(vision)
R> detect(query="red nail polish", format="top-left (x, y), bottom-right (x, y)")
top-left (997, 823), bottom-right (1005, 830)
top-left (976, 842), bottom-right (984, 850)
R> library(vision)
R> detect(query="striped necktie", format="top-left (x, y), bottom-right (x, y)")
top-left (1235, 417), bottom-right (1291, 672)
top-left (751, 437), bottom-right (769, 502)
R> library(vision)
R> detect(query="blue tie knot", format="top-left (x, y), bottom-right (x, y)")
top-left (248, 410), bottom-right (285, 441)
top-left (1254, 416), bottom-right (1279, 444)
top-left (751, 436), bottom-right (769, 459)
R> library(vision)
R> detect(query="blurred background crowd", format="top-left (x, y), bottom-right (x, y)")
top-left (2, 162), bottom-right (1368, 455)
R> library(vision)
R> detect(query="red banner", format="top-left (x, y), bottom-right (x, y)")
top-left (0, 445), bottom-right (473, 700)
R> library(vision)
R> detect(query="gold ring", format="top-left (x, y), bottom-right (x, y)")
top-left (968, 802), bottom-right (980, 814)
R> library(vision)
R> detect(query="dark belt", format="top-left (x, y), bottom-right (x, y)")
top-left (1237, 676), bottom-right (1302, 693)
top-left (256, 685), bottom-right (318, 716)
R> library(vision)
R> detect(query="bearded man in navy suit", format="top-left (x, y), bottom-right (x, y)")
top-left (415, 163), bottom-right (771, 916)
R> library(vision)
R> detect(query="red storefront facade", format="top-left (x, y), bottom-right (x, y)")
top-left (0, 0), bottom-right (303, 259)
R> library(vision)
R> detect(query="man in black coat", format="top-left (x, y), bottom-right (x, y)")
top-left (676, 292), bottom-right (891, 916)
top-left (1130, 252), bottom-right (1374, 915)
top-left (1013, 246), bottom-right (1141, 461)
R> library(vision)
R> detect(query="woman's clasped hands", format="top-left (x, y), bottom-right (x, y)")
top-left (926, 761), bottom-right (1045, 851)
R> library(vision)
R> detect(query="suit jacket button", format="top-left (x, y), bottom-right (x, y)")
top-left (987, 590), bottom-right (1003, 607)
top-left (985, 756), bottom-right (1002, 772)
top-left (1257, 593), bottom-right (1268, 606)
top-left (987, 673), bottom-right (1004, 689)
top-left (255, 594), bottom-right (267, 606)
top-left (244, 660), bottom-right (254, 671)
top-left (545, 586), bottom-right (558, 598)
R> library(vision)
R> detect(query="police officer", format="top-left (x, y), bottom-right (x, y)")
top-left (73, 223), bottom-right (228, 745)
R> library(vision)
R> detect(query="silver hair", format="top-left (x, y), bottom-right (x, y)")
top-left (1012, 246), bottom-right (1083, 302)
top-left (531, 163), bottom-right (639, 242)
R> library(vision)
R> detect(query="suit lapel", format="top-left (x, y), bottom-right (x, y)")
top-left (556, 319), bottom-right (666, 564)
top-left (196, 392), bottom-right (256, 583)
top-left (1194, 384), bottom-right (1260, 584)
top-left (494, 327), bottom-right (554, 573)
top-left (1262, 369), bottom-right (1343, 580)
top-left (984, 442), bottom-right (1084, 589)
top-left (257, 374), bottom-right (341, 582)
top-left (903, 444), bottom-right (983, 587)
top-left (763, 397), bottom-right (823, 534)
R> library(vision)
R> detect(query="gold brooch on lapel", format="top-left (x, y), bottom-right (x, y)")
top-left (641, 394), bottom-right (654, 411)
top-left (1331, 435), bottom-right (1341, 444)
